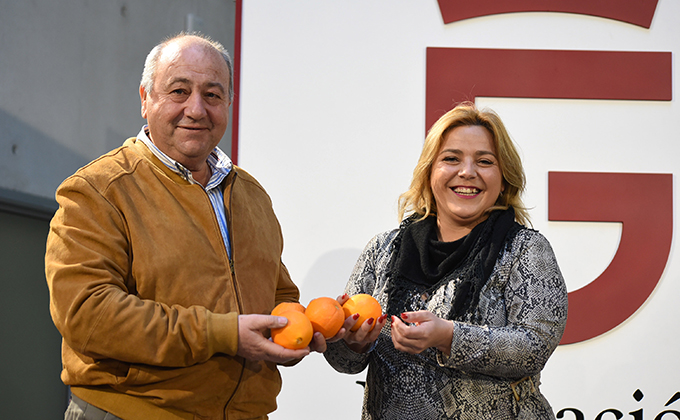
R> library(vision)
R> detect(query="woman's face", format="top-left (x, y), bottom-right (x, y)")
top-left (430, 125), bottom-right (504, 237)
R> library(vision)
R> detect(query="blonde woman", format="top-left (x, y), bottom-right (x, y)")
top-left (325, 102), bottom-right (568, 419)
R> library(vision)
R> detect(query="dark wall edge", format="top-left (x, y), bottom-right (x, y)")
top-left (0, 187), bottom-right (58, 221)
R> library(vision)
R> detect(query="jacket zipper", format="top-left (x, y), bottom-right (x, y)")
top-left (224, 170), bottom-right (241, 311)
top-left (224, 172), bottom-right (235, 276)
top-left (222, 170), bottom-right (246, 419)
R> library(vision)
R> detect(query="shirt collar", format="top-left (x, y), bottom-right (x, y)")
top-left (136, 125), bottom-right (232, 188)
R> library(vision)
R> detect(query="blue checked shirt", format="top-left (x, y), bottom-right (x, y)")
top-left (137, 126), bottom-right (233, 258)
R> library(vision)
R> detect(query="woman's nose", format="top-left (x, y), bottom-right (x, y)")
top-left (458, 159), bottom-right (477, 178)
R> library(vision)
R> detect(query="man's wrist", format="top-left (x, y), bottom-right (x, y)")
top-left (207, 311), bottom-right (239, 356)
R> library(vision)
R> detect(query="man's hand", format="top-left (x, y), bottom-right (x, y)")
top-left (236, 314), bottom-right (310, 363)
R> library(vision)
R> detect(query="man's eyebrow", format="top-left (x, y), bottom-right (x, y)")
top-left (167, 77), bottom-right (191, 86)
top-left (166, 78), bottom-right (226, 93)
top-left (205, 81), bottom-right (226, 93)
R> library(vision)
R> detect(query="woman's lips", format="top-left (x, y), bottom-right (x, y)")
top-left (452, 186), bottom-right (481, 197)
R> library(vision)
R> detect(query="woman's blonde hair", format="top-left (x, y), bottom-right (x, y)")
top-left (398, 102), bottom-right (530, 226)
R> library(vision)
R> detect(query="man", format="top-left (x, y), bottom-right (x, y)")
top-left (45, 33), bottom-right (324, 420)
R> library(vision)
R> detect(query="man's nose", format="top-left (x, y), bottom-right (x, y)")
top-left (185, 91), bottom-right (208, 119)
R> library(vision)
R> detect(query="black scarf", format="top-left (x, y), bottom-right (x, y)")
top-left (385, 207), bottom-right (522, 321)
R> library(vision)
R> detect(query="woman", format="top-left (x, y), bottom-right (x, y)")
top-left (324, 102), bottom-right (568, 419)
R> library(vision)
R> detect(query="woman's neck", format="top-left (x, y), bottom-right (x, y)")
top-left (435, 216), bottom-right (486, 242)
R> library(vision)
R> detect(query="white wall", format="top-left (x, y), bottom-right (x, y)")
top-left (239, 1), bottom-right (680, 418)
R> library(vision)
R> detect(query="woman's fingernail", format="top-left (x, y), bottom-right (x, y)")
top-left (367, 318), bottom-right (374, 325)
top-left (378, 314), bottom-right (388, 323)
top-left (401, 313), bottom-right (408, 320)
top-left (353, 313), bottom-right (360, 320)
top-left (341, 294), bottom-right (348, 299)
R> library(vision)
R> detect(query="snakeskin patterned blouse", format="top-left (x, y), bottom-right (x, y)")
top-left (324, 226), bottom-right (568, 420)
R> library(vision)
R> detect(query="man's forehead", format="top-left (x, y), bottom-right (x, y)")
top-left (157, 40), bottom-right (229, 84)
top-left (161, 39), bottom-right (218, 63)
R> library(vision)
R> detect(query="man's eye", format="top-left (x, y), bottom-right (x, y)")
top-left (171, 89), bottom-right (186, 95)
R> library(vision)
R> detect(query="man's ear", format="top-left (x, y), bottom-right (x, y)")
top-left (140, 85), bottom-right (148, 119)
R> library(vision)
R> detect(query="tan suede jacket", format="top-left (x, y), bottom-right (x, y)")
top-left (45, 137), bottom-right (300, 420)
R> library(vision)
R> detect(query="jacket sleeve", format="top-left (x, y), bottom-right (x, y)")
top-left (438, 231), bottom-right (568, 378)
top-left (274, 262), bottom-right (300, 306)
top-left (45, 175), bottom-right (237, 368)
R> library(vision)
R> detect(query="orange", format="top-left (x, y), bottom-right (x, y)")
top-left (271, 301), bottom-right (306, 317)
top-left (305, 297), bottom-right (345, 339)
top-left (271, 310), bottom-right (314, 350)
top-left (342, 293), bottom-right (382, 332)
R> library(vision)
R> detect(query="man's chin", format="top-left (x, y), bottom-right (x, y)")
top-left (182, 141), bottom-right (221, 159)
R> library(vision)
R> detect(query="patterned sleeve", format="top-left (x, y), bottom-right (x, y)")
top-left (439, 231), bottom-right (568, 378)
top-left (323, 232), bottom-right (392, 374)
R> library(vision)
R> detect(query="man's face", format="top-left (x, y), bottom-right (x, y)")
top-left (140, 39), bottom-right (231, 170)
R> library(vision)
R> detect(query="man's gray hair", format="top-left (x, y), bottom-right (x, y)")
top-left (140, 32), bottom-right (234, 102)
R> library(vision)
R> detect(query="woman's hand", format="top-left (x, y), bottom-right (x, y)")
top-left (305, 331), bottom-right (328, 353)
top-left (326, 294), bottom-right (388, 353)
top-left (391, 311), bottom-right (454, 355)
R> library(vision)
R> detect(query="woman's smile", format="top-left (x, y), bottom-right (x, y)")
top-left (452, 185), bottom-right (482, 197)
